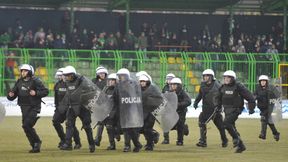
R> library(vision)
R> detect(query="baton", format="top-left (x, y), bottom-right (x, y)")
top-left (204, 108), bottom-right (218, 124)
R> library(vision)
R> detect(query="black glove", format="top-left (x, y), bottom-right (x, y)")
top-left (249, 109), bottom-right (255, 115)
top-left (193, 103), bottom-right (198, 109)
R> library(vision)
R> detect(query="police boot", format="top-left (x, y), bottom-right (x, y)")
top-left (107, 142), bottom-right (116, 150)
top-left (60, 143), bottom-right (73, 151)
top-left (220, 130), bottom-right (228, 148)
top-left (133, 144), bottom-right (143, 153)
top-left (196, 127), bottom-right (207, 147)
top-left (73, 126), bottom-right (81, 149)
top-left (131, 131), bottom-right (142, 153)
top-left (107, 131), bottom-right (116, 150)
top-left (94, 125), bottom-right (104, 146)
top-left (161, 132), bottom-right (169, 144)
top-left (73, 143), bottom-right (82, 150)
top-left (84, 128), bottom-right (95, 153)
top-left (123, 145), bottom-right (131, 152)
top-left (235, 139), bottom-right (246, 153)
top-left (53, 123), bottom-right (66, 147)
top-left (123, 132), bottom-right (131, 152)
top-left (29, 141), bottom-right (42, 153)
top-left (58, 140), bottom-right (65, 148)
top-left (183, 124), bottom-right (189, 136)
top-left (259, 122), bottom-right (267, 140)
top-left (268, 124), bottom-right (280, 141)
top-left (152, 130), bottom-right (160, 144)
top-left (144, 144), bottom-right (154, 151)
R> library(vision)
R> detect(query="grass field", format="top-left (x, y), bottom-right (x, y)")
top-left (0, 117), bottom-right (287, 162)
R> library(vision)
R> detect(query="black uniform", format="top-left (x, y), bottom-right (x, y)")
top-left (194, 80), bottom-right (228, 147)
top-left (92, 77), bottom-right (107, 146)
top-left (60, 74), bottom-right (95, 153)
top-left (103, 85), bottom-right (121, 150)
top-left (53, 80), bottom-right (81, 148)
top-left (7, 76), bottom-right (48, 153)
top-left (174, 85), bottom-right (191, 145)
top-left (254, 84), bottom-right (280, 141)
top-left (92, 77), bottom-right (107, 90)
top-left (141, 83), bottom-right (163, 150)
top-left (219, 81), bottom-right (255, 153)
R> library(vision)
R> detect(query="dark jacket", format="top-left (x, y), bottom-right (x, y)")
top-left (220, 81), bottom-right (255, 113)
top-left (7, 77), bottom-right (48, 110)
top-left (175, 85), bottom-right (191, 113)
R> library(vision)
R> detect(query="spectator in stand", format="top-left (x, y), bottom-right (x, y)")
top-left (169, 33), bottom-right (178, 52)
top-left (34, 27), bottom-right (46, 48)
top-left (23, 30), bottom-right (34, 48)
top-left (46, 32), bottom-right (54, 49)
top-left (179, 25), bottom-right (189, 51)
top-left (0, 31), bottom-right (11, 48)
top-left (98, 32), bottom-right (106, 50)
top-left (53, 34), bottom-right (66, 49)
top-left (105, 33), bottom-right (118, 50)
top-left (80, 28), bottom-right (89, 49)
top-left (124, 29), bottom-right (136, 50)
top-left (5, 52), bottom-right (17, 93)
top-left (14, 19), bottom-right (23, 40)
top-left (70, 28), bottom-right (80, 49)
top-left (115, 31), bottom-right (123, 50)
top-left (235, 40), bottom-right (246, 53)
top-left (266, 43), bottom-right (278, 54)
top-left (138, 32), bottom-right (148, 52)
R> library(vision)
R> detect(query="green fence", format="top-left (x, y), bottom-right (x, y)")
top-left (0, 48), bottom-right (287, 98)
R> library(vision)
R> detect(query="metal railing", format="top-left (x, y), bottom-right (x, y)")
top-left (0, 48), bottom-right (287, 98)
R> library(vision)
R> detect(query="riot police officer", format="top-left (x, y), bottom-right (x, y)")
top-left (193, 69), bottom-right (228, 147)
top-left (92, 66), bottom-right (108, 146)
top-left (103, 73), bottom-right (121, 150)
top-left (254, 75), bottom-right (280, 141)
top-left (59, 66), bottom-right (95, 153)
top-left (170, 78), bottom-right (191, 146)
top-left (7, 64), bottom-right (48, 153)
top-left (53, 68), bottom-right (81, 149)
top-left (161, 73), bottom-right (175, 144)
top-left (219, 70), bottom-right (256, 153)
top-left (114, 68), bottom-right (143, 153)
top-left (138, 74), bottom-right (163, 151)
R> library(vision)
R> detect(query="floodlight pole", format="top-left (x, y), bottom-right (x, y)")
top-left (284, 1), bottom-right (287, 52)
top-left (70, 1), bottom-right (75, 33)
top-left (125, 0), bottom-right (130, 34)
top-left (229, 5), bottom-right (234, 36)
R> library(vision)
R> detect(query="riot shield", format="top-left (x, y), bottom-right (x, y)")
top-left (142, 85), bottom-right (164, 113)
top-left (0, 102), bottom-right (6, 123)
top-left (152, 92), bottom-right (179, 132)
top-left (87, 90), bottom-right (114, 127)
top-left (270, 79), bottom-right (282, 122)
top-left (118, 80), bottom-right (144, 128)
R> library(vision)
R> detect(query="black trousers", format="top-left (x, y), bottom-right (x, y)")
top-left (143, 113), bottom-right (156, 146)
top-left (21, 106), bottom-right (41, 148)
top-left (65, 107), bottom-right (94, 146)
top-left (52, 109), bottom-right (80, 144)
top-left (223, 109), bottom-right (240, 140)
top-left (176, 111), bottom-right (187, 142)
top-left (123, 128), bottom-right (141, 147)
